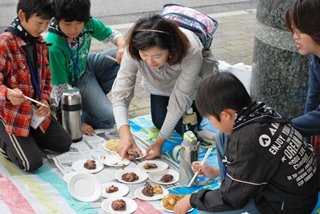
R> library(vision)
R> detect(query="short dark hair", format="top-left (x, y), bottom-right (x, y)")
top-left (54, 0), bottom-right (91, 23)
top-left (126, 14), bottom-right (189, 65)
top-left (17, 0), bottom-right (55, 21)
top-left (195, 72), bottom-right (252, 121)
top-left (285, 0), bottom-right (320, 45)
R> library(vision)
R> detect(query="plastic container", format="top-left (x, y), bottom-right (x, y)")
top-left (182, 107), bottom-right (198, 134)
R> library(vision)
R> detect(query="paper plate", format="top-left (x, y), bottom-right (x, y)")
top-left (115, 168), bottom-right (148, 184)
top-left (68, 173), bottom-right (102, 202)
top-left (99, 155), bottom-right (130, 167)
top-left (137, 160), bottom-right (168, 173)
top-left (117, 148), bottom-right (147, 160)
top-left (63, 171), bottom-right (79, 183)
top-left (148, 169), bottom-right (179, 185)
top-left (101, 139), bottom-right (120, 153)
top-left (132, 148), bottom-right (147, 159)
top-left (160, 198), bottom-right (194, 213)
top-left (72, 159), bottom-right (104, 173)
top-left (101, 182), bottom-right (130, 198)
top-left (101, 197), bottom-right (137, 214)
top-left (134, 185), bottom-right (169, 201)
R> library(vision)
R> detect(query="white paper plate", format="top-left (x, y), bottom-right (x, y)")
top-left (72, 159), bottom-right (104, 173)
top-left (101, 197), bottom-right (137, 214)
top-left (133, 148), bottom-right (147, 159)
top-left (63, 171), bottom-right (79, 183)
top-left (160, 198), bottom-right (194, 213)
top-left (99, 155), bottom-right (130, 167)
top-left (68, 173), bottom-right (102, 202)
top-left (134, 185), bottom-right (169, 201)
top-left (101, 182), bottom-right (130, 198)
top-left (101, 140), bottom-right (119, 153)
top-left (115, 168), bottom-right (148, 184)
top-left (117, 148), bottom-right (147, 160)
top-left (148, 169), bottom-right (179, 185)
top-left (137, 160), bottom-right (168, 173)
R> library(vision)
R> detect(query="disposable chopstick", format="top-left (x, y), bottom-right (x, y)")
top-left (187, 147), bottom-right (213, 187)
top-left (105, 55), bottom-right (118, 62)
top-left (7, 88), bottom-right (46, 107)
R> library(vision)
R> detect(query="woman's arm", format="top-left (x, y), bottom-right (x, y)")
top-left (112, 49), bottom-right (140, 159)
top-left (160, 46), bottom-right (203, 139)
top-left (291, 55), bottom-right (320, 137)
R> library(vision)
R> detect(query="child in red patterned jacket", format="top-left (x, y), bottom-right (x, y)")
top-left (0, 0), bottom-right (72, 172)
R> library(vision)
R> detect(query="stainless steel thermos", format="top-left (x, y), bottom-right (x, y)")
top-left (61, 89), bottom-right (82, 142)
top-left (173, 131), bottom-right (199, 187)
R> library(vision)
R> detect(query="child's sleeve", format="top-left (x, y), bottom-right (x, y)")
top-left (48, 47), bottom-right (69, 85)
top-left (90, 17), bottom-right (113, 42)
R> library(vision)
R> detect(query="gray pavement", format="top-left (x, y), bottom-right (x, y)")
top-left (0, 0), bottom-right (256, 119)
top-left (100, 9), bottom-right (257, 118)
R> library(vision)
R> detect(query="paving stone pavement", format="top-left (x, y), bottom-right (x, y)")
top-left (95, 9), bottom-right (257, 118)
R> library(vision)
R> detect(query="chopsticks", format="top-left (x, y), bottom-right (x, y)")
top-left (187, 147), bottom-right (213, 187)
top-left (7, 88), bottom-right (47, 107)
top-left (105, 55), bottom-right (118, 63)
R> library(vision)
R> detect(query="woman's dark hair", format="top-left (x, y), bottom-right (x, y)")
top-left (17, 0), bottom-right (55, 21)
top-left (195, 71), bottom-right (252, 121)
top-left (127, 14), bottom-right (189, 65)
top-left (285, 0), bottom-right (320, 45)
top-left (54, 0), bottom-right (91, 23)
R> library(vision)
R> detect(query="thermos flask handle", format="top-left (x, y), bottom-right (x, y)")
top-left (173, 145), bottom-right (182, 162)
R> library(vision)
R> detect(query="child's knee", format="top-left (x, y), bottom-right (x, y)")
top-left (19, 156), bottom-right (43, 172)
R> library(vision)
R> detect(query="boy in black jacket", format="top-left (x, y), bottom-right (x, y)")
top-left (174, 72), bottom-right (318, 214)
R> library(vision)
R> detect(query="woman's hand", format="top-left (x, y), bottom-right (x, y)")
top-left (118, 125), bottom-right (142, 160)
top-left (35, 99), bottom-right (50, 117)
top-left (173, 195), bottom-right (192, 214)
top-left (192, 161), bottom-right (220, 178)
top-left (145, 136), bottom-right (165, 159)
top-left (6, 88), bottom-right (25, 105)
top-left (82, 122), bottom-right (95, 136)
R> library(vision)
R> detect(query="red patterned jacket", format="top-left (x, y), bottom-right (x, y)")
top-left (0, 32), bottom-right (52, 137)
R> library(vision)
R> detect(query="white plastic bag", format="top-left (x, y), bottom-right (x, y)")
top-left (218, 60), bottom-right (252, 94)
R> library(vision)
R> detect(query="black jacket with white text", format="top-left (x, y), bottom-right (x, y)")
top-left (190, 101), bottom-right (318, 214)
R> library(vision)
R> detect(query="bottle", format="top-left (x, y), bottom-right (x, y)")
top-left (172, 130), bottom-right (199, 187)
top-left (61, 89), bottom-right (82, 142)
top-left (182, 107), bottom-right (198, 134)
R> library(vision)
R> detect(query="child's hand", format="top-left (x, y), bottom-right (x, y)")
top-left (82, 122), bottom-right (95, 136)
top-left (6, 88), bottom-right (25, 105)
top-left (115, 36), bottom-right (126, 63)
top-left (192, 161), bottom-right (220, 178)
top-left (174, 195), bottom-right (192, 214)
top-left (36, 100), bottom-right (50, 117)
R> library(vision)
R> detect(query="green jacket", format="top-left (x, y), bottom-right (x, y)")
top-left (46, 17), bottom-right (112, 86)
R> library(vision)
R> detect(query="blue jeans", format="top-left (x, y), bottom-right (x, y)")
top-left (212, 133), bottom-right (260, 214)
top-left (150, 94), bottom-right (202, 135)
top-left (216, 131), bottom-right (228, 180)
top-left (197, 199), bottom-right (260, 214)
top-left (75, 49), bottom-right (119, 129)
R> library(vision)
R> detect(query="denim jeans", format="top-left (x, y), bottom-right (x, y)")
top-left (216, 131), bottom-right (228, 180)
top-left (150, 94), bottom-right (202, 135)
top-left (197, 199), bottom-right (260, 214)
top-left (75, 49), bottom-right (119, 129)
top-left (211, 133), bottom-right (260, 214)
